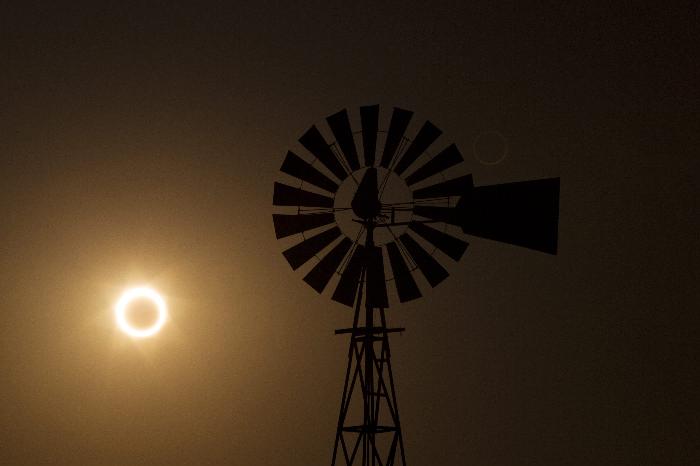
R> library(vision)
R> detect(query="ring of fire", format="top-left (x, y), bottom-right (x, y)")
top-left (115, 287), bottom-right (168, 338)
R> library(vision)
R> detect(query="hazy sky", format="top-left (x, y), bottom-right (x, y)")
top-left (1, 3), bottom-right (696, 465)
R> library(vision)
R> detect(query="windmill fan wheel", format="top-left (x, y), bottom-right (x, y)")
top-left (272, 105), bottom-right (475, 308)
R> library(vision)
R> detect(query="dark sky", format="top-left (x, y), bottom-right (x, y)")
top-left (1, 2), bottom-right (697, 465)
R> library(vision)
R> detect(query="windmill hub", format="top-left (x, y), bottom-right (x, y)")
top-left (334, 167), bottom-right (413, 246)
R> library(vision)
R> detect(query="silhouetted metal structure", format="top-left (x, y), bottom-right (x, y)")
top-left (272, 105), bottom-right (559, 465)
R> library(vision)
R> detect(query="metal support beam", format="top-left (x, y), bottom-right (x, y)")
top-left (331, 222), bottom-right (407, 466)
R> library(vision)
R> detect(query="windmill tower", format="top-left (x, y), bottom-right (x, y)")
top-left (272, 105), bottom-right (559, 465)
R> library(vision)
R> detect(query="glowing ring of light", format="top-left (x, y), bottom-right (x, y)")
top-left (115, 287), bottom-right (168, 338)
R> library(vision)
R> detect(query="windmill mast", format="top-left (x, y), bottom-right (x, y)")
top-left (332, 218), bottom-right (407, 466)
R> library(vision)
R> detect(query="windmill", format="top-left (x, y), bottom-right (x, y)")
top-left (272, 105), bottom-right (559, 466)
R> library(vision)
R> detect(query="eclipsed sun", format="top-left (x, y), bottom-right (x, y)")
top-left (115, 286), bottom-right (168, 338)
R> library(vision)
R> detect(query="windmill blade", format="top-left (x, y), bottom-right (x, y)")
top-left (282, 226), bottom-right (342, 270)
top-left (413, 205), bottom-right (460, 225)
top-left (398, 234), bottom-right (449, 287)
top-left (272, 213), bottom-right (335, 239)
top-left (408, 222), bottom-right (468, 261)
top-left (366, 246), bottom-right (388, 308)
top-left (380, 108), bottom-right (413, 168)
top-left (393, 121), bottom-right (442, 175)
top-left (299, 125), bottom-right (348, 181)
top-left (412, 175), bottom-right (473, 199)
top-left (281, 151), bottom-right (339, 193)
top-left (405, 144), bottom-right (463, 186)
top-left (457, 177), bottom-right (560, 254)
top-left (327, 109), bottom-right (360, 171)
top-left (360, 105), bottom-right (379, 167)
top-left (386, 241), bottom-right (422, 303)
top-left (273, 182), bottom-right (334, 208)
top-left (332, 245), bottom-right (365, 306)
top-left (303, 238), bottom-right (353, 293)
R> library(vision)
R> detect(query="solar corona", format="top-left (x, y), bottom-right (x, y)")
top-left (272, 105), bottom-right (560, 466)
top-left (114, 286), bottom-right (168, 338)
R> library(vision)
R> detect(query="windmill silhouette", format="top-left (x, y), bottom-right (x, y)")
top-left (272, 105), bottom-right (559, 465)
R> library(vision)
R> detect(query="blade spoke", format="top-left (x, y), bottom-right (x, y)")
top-left (272, 213), bottom-right (335, 239)
top-left (394, 120), bottom-right (442, 175)
top-left (280, 151), bottom-right (339, 193)
top-left (282, 226), bottom-right (342, 270)
top-left (360, 105), bottom-right (379, 167)
top-left (327, 108), bottom-right (360, 171)
top-left (303, 238), bottom-right (353, 293)
top-left (332, 244), bottom-right (366, 307)
top-left (408, 221), bottom-right (468, 261)
top-left (299, 125), bottom-right (348, 181)
top-left (380, 108), bottom-right (413, 168)
top-left (412, 175), bottom-right (473, 199)
top-left (398, 233), bottom-right (449, 287)
top-left (386, 241), bottom-right (421, 302)
top-left (404, 143), bottom-right (463, 186)
top-left (273, 182), bottom-right (334, 208)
